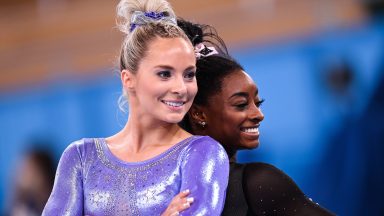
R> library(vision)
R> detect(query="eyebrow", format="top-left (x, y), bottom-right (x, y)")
top-left (154, 65), bottom-right (174, 70)
top-left (229, 92), bottom-right (249, 99)
top-left (185, 65), bottom-right (197, 71)
top-left (154, 65), bottom-right (196, 71)
top-left (229, 88), bottom-right (259, 100)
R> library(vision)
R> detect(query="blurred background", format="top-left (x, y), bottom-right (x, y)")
top-left (0, 0), bottom-right (383, 215)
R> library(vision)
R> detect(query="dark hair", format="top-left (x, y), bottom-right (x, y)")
top-left (177, 18), bottom-right (244, 105)
top-left (193, 55), bottom-right (244, 105)
top-left (177, 19), bottom-right (244, 131)
top-left (177, 18), bottom-right (228, 55)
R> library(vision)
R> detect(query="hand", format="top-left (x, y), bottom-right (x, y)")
top-left (161, 189), bottom-right (194, 216)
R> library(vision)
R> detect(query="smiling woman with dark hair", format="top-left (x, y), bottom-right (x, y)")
top-left (175, 18), bottom-right (335, 216)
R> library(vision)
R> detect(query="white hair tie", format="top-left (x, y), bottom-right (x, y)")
top-left (194, 43), bottom-right (219, 59)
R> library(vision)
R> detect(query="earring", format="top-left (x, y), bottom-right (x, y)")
top-left (199, 121), bottom-right (206, 128)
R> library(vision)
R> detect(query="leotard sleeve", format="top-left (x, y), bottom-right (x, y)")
top-left (42, 140), bottom-right (84, 216)
top-left (179, 136), bottom-right (229, 215)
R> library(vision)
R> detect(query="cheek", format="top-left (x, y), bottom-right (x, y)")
top-left (137, 79), bottom-right (164, 96)
top-left (187, 82), bottom-right (198, 97)
top-left (213, 111), bottom-right (238, 134)
top-left (223, 111), bottom-right (246, 128)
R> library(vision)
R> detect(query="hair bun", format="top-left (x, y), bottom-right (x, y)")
top-left (177, 18), bottom-right (229, 56)
top-left (177, 18), bottom-right (204, 45)
top-left (117, 0), bottom-right (176, 35)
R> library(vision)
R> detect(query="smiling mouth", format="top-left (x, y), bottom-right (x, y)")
top-left (240, 126), bottom-right (260, 134)
top-left (161, 100), bottom-right (186, 108)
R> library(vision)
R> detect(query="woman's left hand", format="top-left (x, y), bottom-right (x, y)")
top-left (161, 189), bottom-right (194, 216)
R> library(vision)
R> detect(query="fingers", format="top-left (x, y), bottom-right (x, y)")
top-left (168, 196), bottom-right (194, 216)
top-left (172, 190), bottom-right (194, 211)
top-left (174, 195), bottom-right (194, 212)
top-left (179, 197), bottom-right (194, 209)
top-left (177, 189), bottom-right (190, 199)
top-left (162, 189), bottom-right (194, 216)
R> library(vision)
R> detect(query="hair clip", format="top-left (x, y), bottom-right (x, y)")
top-left (144, 11), bottom-right (166, 20)
top-left (129, 11), bottom-right (177, 32)
top-left (194, 43), bottom-right (219, 59)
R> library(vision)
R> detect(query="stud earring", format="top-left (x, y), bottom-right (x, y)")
top-left (199, 121), bottom-right (206, 127)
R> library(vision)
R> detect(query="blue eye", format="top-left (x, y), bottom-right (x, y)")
top-left (157, 71), bottom-right (171, 78)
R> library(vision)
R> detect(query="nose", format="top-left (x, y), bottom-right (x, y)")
top-left (249, 103), bottom-right (264, 123)
top-left (171, 76), bottom-right (187, 96)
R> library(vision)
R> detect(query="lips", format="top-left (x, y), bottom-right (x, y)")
top-left (161, 100), bottom-right (186, 108)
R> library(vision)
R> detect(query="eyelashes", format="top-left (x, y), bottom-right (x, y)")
top-left (234, 98), bottom-right (265, 110)
top-left (156, 70), bottom-right (171, 78)
top-left (156, 71), bottom-right (196, 80)
top-left (184, 71), bottom-right (196, 80)
top-left (256, 98), bottom-right (265, 108)
top-left (235, 103), bottom-right (248, 109)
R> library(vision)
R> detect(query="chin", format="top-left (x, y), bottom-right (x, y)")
top-left (241, 140), bottom-right (260, 150)
top-left (163, 114), bottom-right (185, 124)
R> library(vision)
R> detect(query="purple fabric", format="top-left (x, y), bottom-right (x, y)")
top-left (43, 136), bottom-right (229, 215)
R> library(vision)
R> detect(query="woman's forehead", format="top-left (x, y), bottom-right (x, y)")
top-left (222, 70), bottom-right (257, 93)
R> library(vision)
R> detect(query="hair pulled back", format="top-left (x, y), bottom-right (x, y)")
top-left (117, 0), bottom-right (191, 111)
top-left (117, 0), bottom-right (189, 73)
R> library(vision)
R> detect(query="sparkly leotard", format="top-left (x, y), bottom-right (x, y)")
top-left (43, 136), bottom-right (229, 216)
top-left (221, 162), bottom-right (335, 216)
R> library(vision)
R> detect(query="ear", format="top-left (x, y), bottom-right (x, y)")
top-left (121, 69), bottom-right (136, 92)
top-left (189, 104), bottom-right (207, 124)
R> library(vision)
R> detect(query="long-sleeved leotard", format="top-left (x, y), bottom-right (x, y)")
top-left (222, 162), bottom-right (335, 216)
top-left (43, 136), bottom-right (229, 216)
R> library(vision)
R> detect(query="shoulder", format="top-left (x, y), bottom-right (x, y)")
top-left (241, 164), bottom-right (335, 215)
top-left (61, 138), bottom-right (96, 162)
top-left (242, 162), bottom-right (303, 195)
top-left (186, 136), bottom-right (227, 157)
top-left (243, 162), bottom-right (284, 176)
top-left (243, 162), bottom-right (294, 183)
top-left (186, 136), bottom-right (224, 150)
top-left (244, 162), bottom-right (294, 184)
top-left (179, 136), bottom-right (228, 164)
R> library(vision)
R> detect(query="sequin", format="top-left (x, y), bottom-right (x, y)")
top-left (43, 136), bottom-right (229, 215)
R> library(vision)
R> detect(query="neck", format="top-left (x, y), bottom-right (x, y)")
top-left (108, 107), bottom-right (188, 153)
top-left (225, 147), bottom-right (237, 163)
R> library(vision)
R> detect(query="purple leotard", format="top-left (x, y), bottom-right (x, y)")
top-left (43, 136), bottom-right (229, 216)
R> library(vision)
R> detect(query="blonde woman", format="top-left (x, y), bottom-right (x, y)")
top-left (42, 0), bottom-right (229, 215)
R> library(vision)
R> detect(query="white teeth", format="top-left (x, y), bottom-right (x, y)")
top-left (242, 127), bottom-right (259, 133)
top-left (163, 101), bottom-right (184, 107)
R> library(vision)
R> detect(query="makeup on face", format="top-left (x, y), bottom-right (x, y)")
top-left (204, 70), bottom-right (264, 151)
top-left (131, 37), bottom-right (197, 123)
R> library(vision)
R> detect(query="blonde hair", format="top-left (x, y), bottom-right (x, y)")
top-left (117, 0), bottom-right (189, 73)
top-left (116, 0), bottom-right (191, 111)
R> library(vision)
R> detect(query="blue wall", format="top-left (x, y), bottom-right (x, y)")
top-left (1, 20), bottom-right (383, 215)
top-left (235, 20), bottom-right (384, 215)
